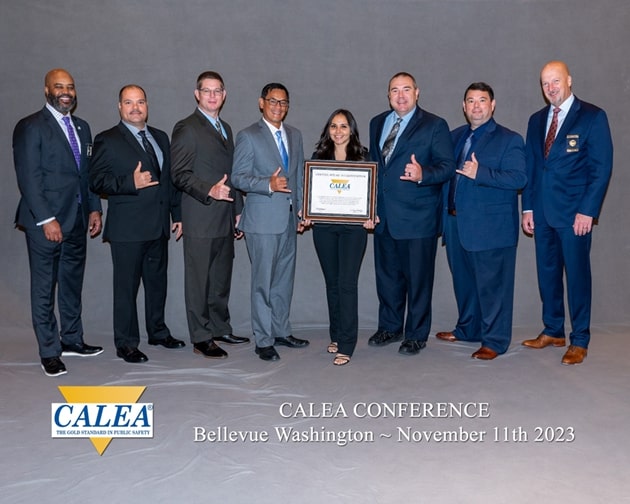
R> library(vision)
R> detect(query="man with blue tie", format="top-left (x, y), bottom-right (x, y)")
top-left (368, 72), bottom-right (456, 356)
top-left (232, 83), bottom-right (310, 361)
top-left (13, 69), bottom-right (103, 377)
top-left (436, 82), bottom-right (527, 360)
top-left (521, 61), bottom-right (613, 365)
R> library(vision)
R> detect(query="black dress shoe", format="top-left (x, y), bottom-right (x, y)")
top-left (274, 335), bottom-right (309, 348)
top-left (61, 342), bottom-right (104, 357)
top-left (214, 334), bottom-right (250, 345)
top-left (148, 335), bottom-right (186, 349)
top-left (368, 330), bottom-right (403, 347)
top-left (398, 339), bottom-right (426, 356)
top-left (193, 340), bottom-right (228, 359)
top-left (41, 357), bottom-right (67, 377)
top-left (116, 346), bottom-right (149, 363)
top-left (255, 345), bottom-right (280, 361)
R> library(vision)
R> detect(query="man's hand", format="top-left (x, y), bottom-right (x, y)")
top-left (134, 161), bottom-right (159, 189)
top-left (234, 214), bottom-right (243, 239)
top-left (208, 173), bottom-right (234, 201)
top-left (522, 212), bottom-right (534, 235)
top-left (43, 219), bottom-right (63, 242)
top-left (270, 167), bottom-right (291, 193)
top-left (172, 222), bottom-right (183, 240)
top-left (363, 216), bottom-right (379, 230)
top-left (573, 213), bottom-right (593, 236)
top-left (457, 152), bottom-right (478, 179)
top-left (400, 154), bottom-right (423, 182)
top-left (89, 211), bottom-right (102, 238)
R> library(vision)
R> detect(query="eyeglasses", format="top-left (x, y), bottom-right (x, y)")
top-left (264, 98), bottom-right (289, 108)
top-left (198, 88), bottom-right (225, 96)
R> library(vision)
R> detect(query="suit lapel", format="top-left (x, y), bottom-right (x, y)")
top-left (42, 108), bottom-right (77, 166)
top-left (389, 106), bottom-right (422, 163)
top-left (374, 113), bottom-right (388, 165)
top-left (194, 109), bottom-right (229, 147)
top-left (259, 119), bottom-right (284, 170)
top-left (285, 126), bottom-right (295, 172)
top-left (547, 98), bottom-right (580, 159)
top-left (471, 119), bottom-right (496, 156)
top-left (117, 122), bottom-right (148, 160)
top-left (148, 126), bottom-right (167, 158)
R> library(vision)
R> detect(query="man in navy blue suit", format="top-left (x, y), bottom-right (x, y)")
top-left (521, 61), bottom-right (613, 365)
top-left (368, 72), bottom-right (456, 356)
top-left (13, 69), bottom-right (103, 377)
top-left (436, 82), bottom-right (526, 360)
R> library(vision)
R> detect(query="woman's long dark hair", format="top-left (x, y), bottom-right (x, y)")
top-left (313, 109), bottom-right (367, 161)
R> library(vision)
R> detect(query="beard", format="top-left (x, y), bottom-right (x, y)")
top-left (46, 92), bottom-right (77, 114)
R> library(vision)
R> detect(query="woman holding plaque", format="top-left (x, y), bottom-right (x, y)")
top-left (311, 109), bottom-right (375, 366)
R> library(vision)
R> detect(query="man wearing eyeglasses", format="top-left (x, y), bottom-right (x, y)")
top-left (232, 83), bottom-right (310, 362)
top-left (170, 71), bottom-right (249, 360)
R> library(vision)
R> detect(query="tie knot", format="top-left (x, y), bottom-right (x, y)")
top-left (138, 130), bottom-right (147, 138)
top-left (62, 116), bottom-right (71, 126)
top-left (553, 107), bottom-right (561, 115)
top-left (275, 130), bottom-right (282, 141)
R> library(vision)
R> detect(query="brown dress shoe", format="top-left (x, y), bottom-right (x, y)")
top-left (471, 347), bottom-right (498, 360)
top-left (561, 345), bottom-right (587, 365)
top-left (522, 334), bottom-right (566, 349)
top-left (436, 331), bottom-right (458, 342)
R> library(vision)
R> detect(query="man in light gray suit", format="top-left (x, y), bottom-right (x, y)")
top-left (232, 83), bottom-right (309, 361)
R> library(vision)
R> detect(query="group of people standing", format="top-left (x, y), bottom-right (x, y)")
top-left (13, 60), bottom-right (612, 377)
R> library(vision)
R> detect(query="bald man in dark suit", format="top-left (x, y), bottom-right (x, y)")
top-left (521, 61), bottom-right (613, 365)
top-left (13, 68), bottom-right (103, 377)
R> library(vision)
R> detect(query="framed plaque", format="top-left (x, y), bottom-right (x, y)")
top-left (302, 160), bottom-right (377, 224)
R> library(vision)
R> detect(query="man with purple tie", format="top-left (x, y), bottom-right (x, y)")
top-left (13, 69), bottom-right (103, 377)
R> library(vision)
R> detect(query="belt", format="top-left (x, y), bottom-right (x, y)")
top-left (448, 209), bottom-right (457, 216)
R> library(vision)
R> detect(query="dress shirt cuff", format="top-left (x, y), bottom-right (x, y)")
top-left (37, 216), bottom-right (56, 226)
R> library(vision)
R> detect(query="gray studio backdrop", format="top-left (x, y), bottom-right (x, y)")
top-left (1, 0), bottom-right (628, 343)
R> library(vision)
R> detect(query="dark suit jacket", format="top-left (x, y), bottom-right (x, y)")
top-left (232, 119), bottom-right (304, 234)
top-left (89, 122), bottom-right (181, 242)
top-left (522, 96), bottom-right (613, 227)
top-left (370, 106), bottom-right (456, 240)
top-left (13, 107), bottom-right (101, 231)
top-left (446, 118), bottom-right (527, 252)
top-left (170, 109), bottom-right (243, 238)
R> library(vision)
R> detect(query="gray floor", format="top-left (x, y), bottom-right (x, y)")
top-left (1, 324), bottom-right (629, 504)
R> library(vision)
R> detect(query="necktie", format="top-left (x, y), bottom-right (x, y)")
top-left (62, 116), bottom-right (81, 170)
top-left (215, 119), bottom-right (226, 143)
top-left (138, 130), bottom-right (161, 178)
top-left (381, 117), bottom-right (402, 164)
top-left (544, 107), bottom-right (561, 158)
top-left (275, 130), bottom-right (289, 172)
top-left (458, 131), bottom-right (474, 166)
top-left (448, 131), bottom-right (474, 213)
